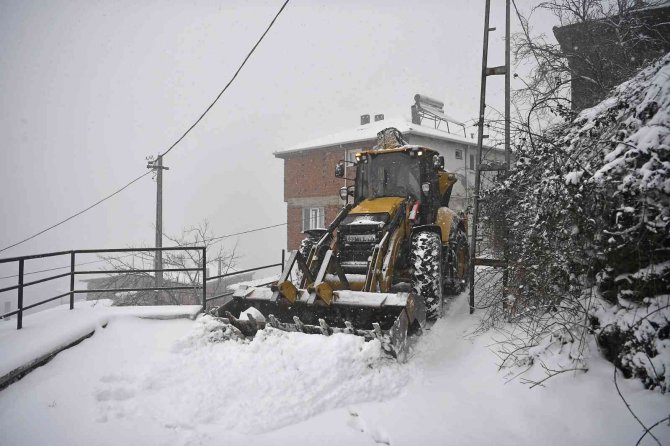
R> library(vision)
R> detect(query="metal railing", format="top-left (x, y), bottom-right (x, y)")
top-left (0, 247), bottom-right (286, 330)
top-left (203, 257), bottom-right (284, 307)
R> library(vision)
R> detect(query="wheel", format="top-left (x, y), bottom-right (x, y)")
top-left (410, 231), bottom-right (444, 321)
top-left (298, 229), bottom-right (328, 260)
top-left (444, 225), bottom-right (469, 295)
top-left (299, 235), bottom-right (317, 260)
top-left (296, 230), bottom-right (327, 284)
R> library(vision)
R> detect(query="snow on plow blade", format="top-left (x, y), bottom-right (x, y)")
top-left (210, 285), bottom-right (426, 361)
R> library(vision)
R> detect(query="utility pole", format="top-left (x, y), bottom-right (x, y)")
top-left (147, 155), bottom-right (169, 299)
top-left (505, 0), bottom-right (511, 172)
top-left (469, 0), bottom-right (512, 314)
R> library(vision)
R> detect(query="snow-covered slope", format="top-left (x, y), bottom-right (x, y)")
top-left (0, 300), bottom-right (201, 380)
top-left (0, 294), bottom-right (667, 445)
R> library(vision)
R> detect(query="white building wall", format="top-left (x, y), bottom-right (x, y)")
top-left (407, 134), bottom-right (473, 211)
top-left (406, 134), bottom-right (506, 211)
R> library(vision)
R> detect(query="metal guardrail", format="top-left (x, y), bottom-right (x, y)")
top-left (0, 247), bottom-right (286, 330)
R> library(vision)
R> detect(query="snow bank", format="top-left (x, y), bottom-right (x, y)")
top-left (123, 315), bottom-right (409, 434)
top-left (0, 295), bottom-right (668, 445)
top-left (0, 300), bottom-right (201, 379)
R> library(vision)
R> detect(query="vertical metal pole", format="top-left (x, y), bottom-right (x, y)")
top-left (464, 146), bottom-right (469, 208)
top-left (17, 259), bottom-right (24, 330)
top-left (70, 251), bottom-right (75, 310)
top-left (155, 155), bottom-right (164, 302)
top-left (281, 249), bottom-right (286, 271)
top-left (469, 0), bottom-right (492, 314)
top-left (505, 0), bottom-right (511, 172)
top-left (503, 0), bottom-right (511, 295)
top-left (202, 248), bottom-right (207, 312)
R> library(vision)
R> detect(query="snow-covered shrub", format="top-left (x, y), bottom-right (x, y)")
top-left (485, 54), bottom-right (670, 390)
top-left (593, 296), bottom-right (670, 393)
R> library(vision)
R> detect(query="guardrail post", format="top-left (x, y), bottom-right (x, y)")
top-left (17, 259), bottom-right (24, 330)
top-left (70, 251), bottom-right (75, 310)
top-left (202, 248), bottom-right (207, 313)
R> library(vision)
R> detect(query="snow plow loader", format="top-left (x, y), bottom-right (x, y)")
top-left (211, 128), bottom-right (469, 360)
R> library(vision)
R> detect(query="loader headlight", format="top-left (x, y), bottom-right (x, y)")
top-left (339, 187), bottom-right (348, 200)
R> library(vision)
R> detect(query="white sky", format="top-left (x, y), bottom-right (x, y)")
top-left (0, 0), bottom-right (554, 278)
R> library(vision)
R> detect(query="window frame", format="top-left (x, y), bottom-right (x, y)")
top-left (302, 207), bottom-right (325, 231)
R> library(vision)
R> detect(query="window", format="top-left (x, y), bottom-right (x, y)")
top-left (302, 207), bottom-right (325, 231)
top-left (470, 154), bottom-right (476, 170)
top-left (355, 152), bottom-right (421, 201)
top-left (455, 149), bottom-right (463, 160)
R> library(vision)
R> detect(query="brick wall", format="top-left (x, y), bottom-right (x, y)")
top-left (282, 144), bottom-right (372, 250)
top-left (284, 147), bottom-right (347, 199)
top-left (286, 205), bottom-right (302, 249)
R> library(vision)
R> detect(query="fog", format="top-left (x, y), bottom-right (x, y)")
top-left (0, 0), bottom-right (551, 291)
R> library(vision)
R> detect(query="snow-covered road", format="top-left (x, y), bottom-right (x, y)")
top-left (0, 295), bottom-right (668, 445)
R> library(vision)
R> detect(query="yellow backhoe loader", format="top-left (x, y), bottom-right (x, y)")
top-left (212, 127), bottom-right (469, 360)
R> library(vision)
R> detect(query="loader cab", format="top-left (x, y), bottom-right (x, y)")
top-left (354, 151), bottom-right (422, 202)
top-left (352, 147), bottom-right (442, 224)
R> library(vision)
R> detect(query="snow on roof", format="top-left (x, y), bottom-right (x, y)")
top-left (275, 118), bottom-right (479, 157)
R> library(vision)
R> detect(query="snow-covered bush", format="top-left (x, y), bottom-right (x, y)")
top-left (592, 296), bottom-right (670, 393)
top-left (486, 54), bottom-right (670, 391)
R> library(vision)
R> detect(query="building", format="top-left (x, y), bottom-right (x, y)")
top-left (554, 3), bottom-right (670, 111)
top-left (274, 95), bottom-right (504, 250)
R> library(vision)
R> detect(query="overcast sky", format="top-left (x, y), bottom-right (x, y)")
top-left (0, 0), bottom-right (554, 282)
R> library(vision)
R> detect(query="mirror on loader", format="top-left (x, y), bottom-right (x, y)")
top-left (335, 161), bottom-right (345, 178)
top-left (434, 155), bottom-right (445, 170)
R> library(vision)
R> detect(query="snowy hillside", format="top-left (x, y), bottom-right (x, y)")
top-left (0, 294), bottom-right (668, 445)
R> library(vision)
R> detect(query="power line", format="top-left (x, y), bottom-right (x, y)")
top-left (160, 0), bottom-right (289, 157)
top-left (173, 222), bottom-right (288, 247)
top-left (0, 0), bottom-right (290, 255)
top-left (0, 171), bottom-right (151, 254)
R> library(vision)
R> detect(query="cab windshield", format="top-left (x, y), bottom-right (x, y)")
top-left (355, 152), bottom-right (421, 201)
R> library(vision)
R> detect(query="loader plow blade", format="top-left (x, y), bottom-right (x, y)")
top-left (210, 285), bottom-right (426, 361)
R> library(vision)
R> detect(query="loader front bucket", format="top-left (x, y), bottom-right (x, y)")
top-left (211, 285), bottom-right (427, 361)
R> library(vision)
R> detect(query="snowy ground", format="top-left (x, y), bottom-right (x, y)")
top-left (0, 295), bottom-right (668, 445)
top-left (0, 300), bottom-right (201, 379)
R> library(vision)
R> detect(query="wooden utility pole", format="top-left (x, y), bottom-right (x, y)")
top-left (147, 155), bottom-right (169, 297)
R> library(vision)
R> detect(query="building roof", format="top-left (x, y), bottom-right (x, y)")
top-left (274, 118), bottom-right (480, 158)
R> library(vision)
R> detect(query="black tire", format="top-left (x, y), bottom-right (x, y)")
top-left (296, 231), bottom-right (327, 284)
top-left (298, 235), bottom-right (317, 261)
top-left (444, 225), bottom-right (469, 295)
top-left (410, 231), bottom-right (444, 321)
